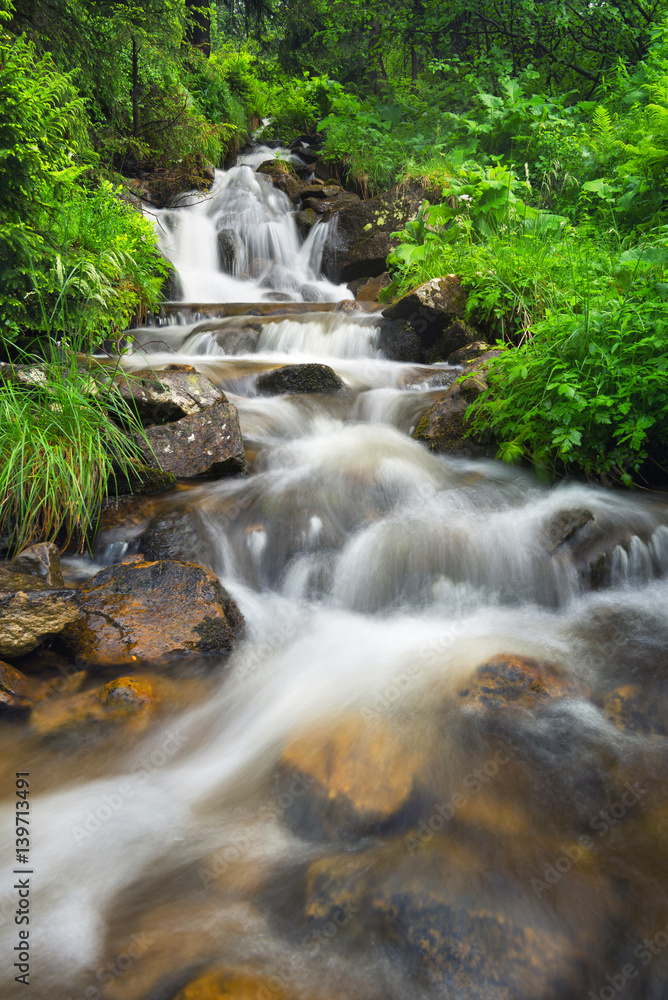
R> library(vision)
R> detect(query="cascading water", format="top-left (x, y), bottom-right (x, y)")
top-left (2, 149), bottom-right (668, 1000)
top-left (152, 163), bottom-right (351, 304)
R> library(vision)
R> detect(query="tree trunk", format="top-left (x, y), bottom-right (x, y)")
top-left (185, 0), bottom-right (211, 57)
top-left (131, 35), bottom-right (140, 139)
top-left (411, 45), bottom-right (418, 89)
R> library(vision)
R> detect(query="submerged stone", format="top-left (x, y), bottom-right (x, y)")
top-left (276, 712), bottom-right (429, 841)
top-left (458, 654), bottom-right (589, 710)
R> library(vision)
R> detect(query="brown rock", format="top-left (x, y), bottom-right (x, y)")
top-left (448, 340), bottom-right (492, 364)
top-left (412, 352), bottom-right (501, 457)
top-left (0, 661), bottom-right (47, 711)
top-left (355, 272), bottom-right (392, 301)
top-left (139, 398), bottom-right (246, 479)
top-left (0, 585), bottom-right (81, 657)
top-left (602, 684), bottom-right (668, 736)
top-left (61, 560), bottom-right (244, 667)
top-left (112, 364), bottom-right (225, 426)
top-left (7, 542), bottom-right (64, 587)
top-left (174, 969), bottom-right (291, 1000)
top-left (458, 654), bottom-right (589, 710)
top-left (544, 507), bottom-right (595, 553)
top-left (30, 673), bottom-right (174, 736)
top-left (276, 712), bottom-right (429, 840)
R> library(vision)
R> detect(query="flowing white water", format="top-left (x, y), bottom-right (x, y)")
top-left (151, 162), bottom-right (351, 304)
top-left (3, 150), bottom-right (668, 1000)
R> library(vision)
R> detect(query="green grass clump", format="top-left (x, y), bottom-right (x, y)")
top-left (0, 351), bottom-right (150, 555)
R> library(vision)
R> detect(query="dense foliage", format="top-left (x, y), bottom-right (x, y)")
top-left (1, 0), bottom-right (668, 553)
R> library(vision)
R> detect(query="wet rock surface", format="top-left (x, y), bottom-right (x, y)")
top-left (413, 351), bottom-right (501, 456)
top-left (321, 184), bottom-right (430, 282)
top-left (112, 364), bottom-right (225, 425)
top-left (141, 506), bottom-right (211, 567)
top-left (61, 560), bottom-right (244, 666)
top-left (256, 363), bottom-right (345, 396)
top-left (0, 545), bottom-right (81, 656)
top-left (276, 713), bottom-right (431, 841)
top-left (384, 276), bottom-right (469, 358)
top-left (139, 398), bottom-right (246, 479)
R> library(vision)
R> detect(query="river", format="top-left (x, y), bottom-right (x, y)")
top-left (1, 151), bottom-right (668, 1000)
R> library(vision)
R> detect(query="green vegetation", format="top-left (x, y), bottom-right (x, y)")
top-left (1, 0), bottom-right (668, 553)
top-left (0, 352), bottom-right (149, 554)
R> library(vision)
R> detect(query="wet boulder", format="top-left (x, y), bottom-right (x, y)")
top-left (602, 684), bottom-right (668, 736)
top-left (458, 654), bottom-right (589, 711)
top-left (217, 228), bottom-right (244, 273)
top-left (412, 351), bottom-right (500, 457)
top-left (7, 542), bottom-right (64, 587)
top-left (294, 207), bottom-right (318, 238)
top-left (61, 560), bottom-right (244, 667)
top-left (141, 507), bottom-right (212, 568)
top-left (275, 713), bottom-right (429, 841)
top-left (0, 661), bottom-right (48, 712)
top-left (302, 836), bottom-right (605, 998)
top-left (256, 159), bottom-right (301, 202)
top-left (138, 398), bottom-right (246, 479)
top-left (377, 318), bottom-right (422, 362)
top-left (383, 277), bottom-right (469, 356)
top-left (321, 184), bottom-right (428, 283)
top-left (30, 673), bottom-right (178, 736)
top-left (111, 364), bottom-right (225, 426)
top-left (543, 507), bottom-right (595, 553)
top-left (256, 364), bottom-right (345, 396)
top-left (0, 553), bottom-right (81, 657)
top-left (212, 327), bottom-right (260, 354)
top-left (174, 969), bottom-right (293, 1000)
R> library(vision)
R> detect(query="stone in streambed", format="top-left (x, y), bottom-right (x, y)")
top-left (275, 712), bottom-right (429, 841)
top-left (602, 684), bottom-right (668, 736)
top-left (212, 327), bottom-right (260, 354)
top-left (141, 507), bottom-right (212, 568)
top-left (377, 318), bottom-right (422, 362)
top-left (174, 969), bottom-right (293, 1000)
top-left (412, 351), bottom-right (500, 457)
top-left (302, 835), bottom-right (606, 997)
top-left (61, 560), bottom-right (244, 667)
top-left (458, 654), bottom-right (589, 711)
top-left (216, 228), bottom-right (244, 273)
top-left (139, 398), bottom-right (246, 479)
top-left (0, 552), bottom-right (81, 657)
top-left (256, 364), bottom-right (345, 396)
top-left (383, 276), bottom-right (468, 358)
top-left (0, 661), bottom-right (47, 711)
top-left (256, 159), bottom-right (301, 202)
top-left (30, 673), bottom-right (176, 736)
top-left (112, 364), bottom-right (225, 426)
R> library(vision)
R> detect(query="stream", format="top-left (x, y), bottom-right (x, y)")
top-left (2, 153), bottom-right (668, 1000)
